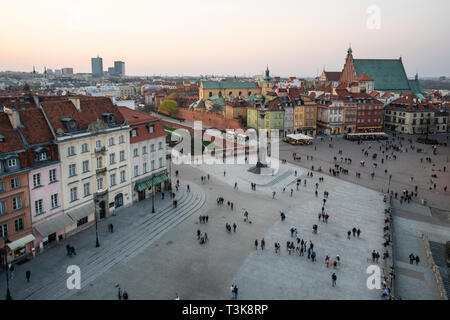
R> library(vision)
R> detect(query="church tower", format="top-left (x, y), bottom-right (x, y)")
top-left (261, 65), bottom-right (273, 95)
top-left (340, 46), bottom-right (357, 83)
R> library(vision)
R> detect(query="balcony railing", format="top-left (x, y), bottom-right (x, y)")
top-left (94, 146), bottom-right (107, 153)
top-left (96, 167), bottom-right (107, 174)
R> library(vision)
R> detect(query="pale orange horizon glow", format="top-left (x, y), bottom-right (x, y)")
top-left (0, 0), bottom-right (449, 77)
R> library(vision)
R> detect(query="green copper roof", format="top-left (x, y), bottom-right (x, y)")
top-left (202, 81), bottom-right (259, 89)
top-left (408, 78), bottom-right (425, 97)
top-left (353, 59), bottom-right (410, 91)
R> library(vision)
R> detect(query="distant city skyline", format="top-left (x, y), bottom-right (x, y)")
top-left (1, 0), bottom-right (449, 77)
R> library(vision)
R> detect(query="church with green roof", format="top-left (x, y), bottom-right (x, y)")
top-left (340, 47), bottom-right (424, 98)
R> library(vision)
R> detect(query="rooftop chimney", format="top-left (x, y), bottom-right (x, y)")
top-left (68, 97), bottom-right (81, 112)
top-left (4, 107), bottom-right (22, 129)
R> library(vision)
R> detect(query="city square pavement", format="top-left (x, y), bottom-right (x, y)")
top-left (1, 133), bottom-right (447, 300)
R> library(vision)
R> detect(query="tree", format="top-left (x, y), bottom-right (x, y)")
top-left (159, 99), bottom-right (178, 116)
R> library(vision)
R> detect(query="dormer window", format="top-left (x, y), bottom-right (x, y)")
top-left (7, 158), bottom-right (17, 167)
top-left (61, 118), bottom-right (78, 133)
top-left (131, 129), bottom-right (137, 137)
top-left (148, 124), bottom-right (154, 133)
top-left (101, 113), bottom-right (116, 125)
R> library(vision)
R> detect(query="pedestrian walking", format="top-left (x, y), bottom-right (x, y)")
top-left (233, 223), bottom-right (237, 232)
top-left (409, 253), bottom-right (415, 264)
top-left (66, 244), bottom-right (71, 256)
top-left (205, 215), bottom-right (209, 223)
top-left (197, 229), bottom-right (201, 240)
top-left (415, 255), bottom-right (420, 265)
top-left (26, 270), bottom-right (31, 282)
top-left (261, 238), bottom-right (265, 250)
top-left (110, 223), bottom-right (114, 233)
top-left (332, 273), bottom-right (337, 287)
top-left (357, 229), bottom-right (361, 237)
top-left (272, 191), bottom-right (276, 199)
top-left (123, 290), bottom-right (129, 300)
top-left (347, 230), bottom-right (351, 239)
top-left (352, 227), bottom-right (356, 237)
top-left (325, 256), bottom-right (330, 268)
top-left (9, 264), bottom-right (15, 280)
top-left (118, 286), bottom-right (123, 300)
top-left (255, 239), bottom-right (258, 250)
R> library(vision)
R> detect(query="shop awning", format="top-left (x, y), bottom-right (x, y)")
top-left (135, 172), bottom-right (169, 192)
top-left (286, 133), bottom-right (313, 140)
top-left (67, 203), bottom-right (95, 221)
top-left (34, 214), bottom-right (75, 237)
top-left (7, 234), bottom-right (36, 251)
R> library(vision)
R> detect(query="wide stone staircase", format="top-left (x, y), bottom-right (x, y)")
top-left (10, 184), bottom-right (206, 300)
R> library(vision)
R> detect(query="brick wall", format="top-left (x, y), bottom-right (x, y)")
top-left (160, 108), bottom-right (244, 132)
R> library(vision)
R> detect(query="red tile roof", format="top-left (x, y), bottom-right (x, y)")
top-left (324, 71), bottom-right (342, 81)
top-left (40, 97), bottom-right (125, 134)
top-left (355, 73), bottom-right (373, 81)
top-left (0, 113), bottom-right (25, 153)
top-left (18, 108), bottom-right (54, 145)
top-left (117, 107), bottom-right (167, 143)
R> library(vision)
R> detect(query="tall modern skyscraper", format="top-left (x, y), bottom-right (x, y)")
top-left (114, 61), bottom-right (125, 77)
top-left (91, 56), bottom-right (103, 77)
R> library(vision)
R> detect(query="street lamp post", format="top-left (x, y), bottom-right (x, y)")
top-left (94, 197), bottom-right (100, 248)
top-left (387, 174), bottom-right (392, 194)
top-left (3, 237), bottom-right (12, 300)
top-left (152, 173), bottom-right (155, 213)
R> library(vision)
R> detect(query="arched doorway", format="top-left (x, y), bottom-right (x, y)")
top-left (99, 201), bottom-right (106, 219)
top-left (115, 193), bottom-right (123, 208)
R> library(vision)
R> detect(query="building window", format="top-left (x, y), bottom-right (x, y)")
top-left (0, 182), bottom-right (4, 193)
top-left (97, 157), bottom-right (103, 169)
top-left (96, 140), bottom-right (102, 149)
top-left (109, 153), bottom-right (116, 165)
top-left (119, 135), bottom-right (125, 144)
top-left (0, 224), bottom-right (8, 238)
top-left (97, 178), bottom-right (103, 191)
top-left (159, 157), bottom-right (163, 168)
top-left (68, 146), bottom-right (75, 156)
top-left (82, 160), bottom-right (89, 173)
top-left (158, 142), bottom-right (163, 150)
top-left (120, 151), bottom-right (125, 162)
top-left (120, 170), bottom-right (126, 183)
top-left (82, 143), bottom-right (89, 153)
top-left (148, 125), bottom-right (154, 133)
top-left (70, 187), bottom-right (78, 202)
top-left (13, 197), bottom-right (22, 210)
top-left (83, 183), bottom-right (91, 197)
top-left (134, 165), bottom-right (139, 177)
top-left (143, 163), bottom-right (147, 173)
top-left (49, 169), bottom-right (57, 183)
top-left (51, 194), bottom-right (58, 209)
top-left (14, 218), bottom-right (24, 232)
top-left (110, 174), bottom-right (116, 186)
top-left (133, 148), bottom-right (139, 157)
top-left (151, 144), bottom-right (155, 152)
top-left (39, 152), bottom-right (47, 161)
top-left (35, 199), bottom-right (44, 215)
top-left (11, 177), bottom-right (20, 189)
top-left (0, 201), bottom-right (6, 216)
top-left (109, 137), bottom-right (115, 146)
top-left (151, 160), bottom-right (155, 171)
top-left (33, 173), bottom-right (41, 188)
top-left (142, 146), bottom-right (147, 154)
top-left (77, 217), bottom-right (88, 227)
top-left (69, 164), bottom-right (76, 177)
top-left (131, 129), bottom-right (137, 137)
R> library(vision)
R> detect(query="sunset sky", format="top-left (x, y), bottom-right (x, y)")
top-left (1, 0), bottom-right (449, 77)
